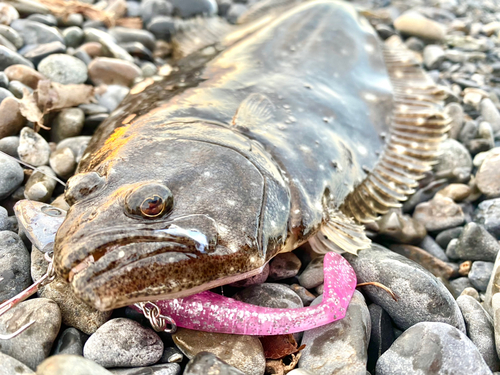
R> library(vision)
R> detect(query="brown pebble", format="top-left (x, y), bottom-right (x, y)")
top-left (394, 12), bottom-right (446, 41)
top-left (4, 64), bottom-right (45, 89)
top-left (459, 261), bottom-right (472, 276)
top-left (413, 195), bottom-right (465, 232)
top-left (436, 184), bottom-right (471, 202)
top-left (88, 57), bottom-right (142, 87)
top-left (0, 97), bottom-right (26, 138)
top-left (476, 153), bottom-right (500, 198)
top-left (78, 42), bottom-right (106, 58)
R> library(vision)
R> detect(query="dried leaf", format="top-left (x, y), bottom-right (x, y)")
top-left (37, 80), bottom-right (94, 113)
top-left (265, 359), bottom-right (284, 375)
top-left (18, 88), bottom-right (48, 130)
top-left (259, 334), bottom-right (304, 359)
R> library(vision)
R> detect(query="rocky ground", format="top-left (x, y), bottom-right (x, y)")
top-left (1, 0), bottom-right (500, 374)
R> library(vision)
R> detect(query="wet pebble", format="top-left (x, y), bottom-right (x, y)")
top-left (345, 244), bottom-right (465, 332)
top-left (4, 64), bottom-right (44, 89)
top-left (51, 107), bottom-right (85, 142)
top-left (84, 318), bottom-right (163, 368)
top-left (0, 150), bottom-right (23, 200)
top-left (37, 354), bottom-right (113, 375)
top-left (173, 328), bottom-right (265, 375)
top-left (37, 53), bottom-right (87, 84)
top-left (49, 147), bottom-right (76, 179)
top-left (233, 283), bottom-right (303, 308)
top-left (109, 363), bottom-right (181, 375)
top-left (298, 291), bottom-right (370, 375)
top-left (476, 152), bottom-right (500, 198)
top-left (18, 127), bottom-right (51, 166)
top-left (454, 222), bottom-right (500, 262)
top-left (376, 322), bottom-right (491, 375)
top-left (0, 45), bottom-right (34, 69)
top-left (393, 11), bottom-right (446, 41)
top-left (474, 198), bottom-right (500, 239)
top-left (183, 352), bottom-right (244, 375)
top-left (24, 165), bottom-right (57, 202)
top-left (268, 252), bottom-right (301, 280)
top-left (298, 256), bottom-right (324, 289)
top-left (469, 261), bottom-right (494, 292)
top-left (457, 295), bottom-right (499, 371)
top-left (10, 19), bottom-right (63, 46)
top-left (0, 352), bottom-right (34, 375)
top-left (53, 327), bottom-right (87, 356)
top-left (88, 57), bottom-right (142, 87)
top-left (413, 195), bottom-right (465, 232)
top-left (0, 231), bottom-right (30, 302)
top-left (0, 298), bottom-right (61, 370)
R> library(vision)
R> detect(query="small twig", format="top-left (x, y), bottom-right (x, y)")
top-left (357, 282), bottom-right (398, 301)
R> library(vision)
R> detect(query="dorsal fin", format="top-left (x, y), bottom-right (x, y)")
top-left (232, 93), bottom-right (275, 131)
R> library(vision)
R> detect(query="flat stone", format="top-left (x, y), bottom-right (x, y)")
top-left (10, 19), bottom-right (63, 46)
top-left (345, 244), bottom-right (465, 332)
top-left (53, 327), bottom-right (87, 356)
top-left (183, 352), bottom-right (244, 375)
top-left (0, 352), bottom-right (34, 375)
top-left (457, 295), bottom-right (499, 371)
top-left (298, 256), bottom-right (324, 289)
top-left (394, 11), bottom-right (446, 41)
top-left (367, 304), bottom-right (395, 373)
top-left (0, 45), bottom-right (33, 70)
top-left (88, 57), bottom-right (142, 87)
top-left (376, 322), bottom-right (491, 375)
top-left (232, 283), bottom-right (303, 309)
top-left (37, 53), bottom-right (87, 84)
top-left (4, 64), bottom-right (44, 89)
top-left (474, 198), bottom-right (500, 239)
top-left (477, 152), bottom-right (500, 198)
top-left (298, 290), bottom-right (370, 375)
top-left (18, 126), bottom-right (50, 166)
top-left (0, 298), bottom-right (61, 370)
top-left (22, 41), bottom-right (66, 66)
top-left (109, 363), bottom-right (181, 374)
top-left (51, 107), bottom-right (85, 142)
top-left (173, 328), bottom-right (265, 375)
top-left (0, 150), bottom-right (23, 199)
top-left (24, 165), bottom-right (56, 202)
top-left (413, 195), bottom-right (465, 232)
top-left (268, 252), bottom-right (301, 280)
top-left (469, 261), bottom-right (494, 292)
top-left (0, 231), bottom-right (30, 303)
top-left (37, 354), bottom-right (113, 375)
top-left (454, 222), bottom-right (500, 262)
top-left (84, 318), bottom-right (163, 368)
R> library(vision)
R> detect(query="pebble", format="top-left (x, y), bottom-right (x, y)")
top-left (18, 127), bottom-right (51, 166)
top-left (36, 354), bottom-right (113, 375)
top-left (435, 183), bottom-right (471, 201)
top-left (0, 150), bottom-right (23, 199)
top-left (62, 26), bottom-right (84, 48)
top-left (268, 252), bottom-right (301, 280)
top-left (0, 32), bottom-right (18, 51)
top-left (413, 195), bottom-right (465, 232)
top-left (376, 322), bottom-right (491, 375)
top-left (52, 327), bottom-right (87, 356)
top-left (474, 198), bottom-right (500, 238)
top-left (83, 28), bottom-right (134, 63)
top-left (23, 41), bottom-right (66, 65)
top-left (170, 0), bottom-right (218, 18)
top-left (173, 328), bottom-right (265, 375)
top-left (10, 19), bottom-right (63, 46)
top-left (476, 152), bottom-right (500, 198)
top-left (8, 79), bottom-right (31, 98)
top-left (481, 98), bottom-right (500, 134)
top-left (160, 347), bottom-right (183, 364)
top-left (4, 64), bottom-right (44, 89)
top-left (109, 364), bottom-right (181, 375)
top-left (26, 14), bottom-right (56, 26)
top-left (0, 86), bottom-right (13, 102)
top-left (367, 304), bottom-right (395, 373)
top-left (139, 0), bottom-right (173, 26)
top-left (51, 107), bottom-right (85, 142)
top-left (0, 3), bottom-right (19, 25)
top-left (183, 352), bottom-right (244, 375)
top-left (423, 44), bottom-right (445, 70)
top-left (454, 222), bottom-right (500, 262)
top-left (0, 298), bottom-right (61, 370)
top-left (0, 206), bottom-right (17, 232)
top-left (49, 147), bottom-right (76, 179)
top-left (0, 352), bottom-right (34, 375)
top-left (450, 277), bottom-right (474, 297)
top-left (393, 11), bottom-right (446, 41)
top-left (436, 226), bottom-right (463, 248)
top-left (88, 57), bottom-right (142, 87)
top-left (0, 25), bottom-right (23, 49)
top-left (0, 97), bottom-right (25, 140)
top-left (418, 235), bottom-right (449, 262)
top-left (0, 231), bottom-right (30, 302)
top-left (37, 53), bottom-right (87, 84)
top-left (492, 294), bottom-right (500, 360)
top-left (0, 45), bottom-right (34, 69)
top-left (433, 138), bottom-right (473, 178)
top-left (298, 291), bottom-right (370, 375)
top-left (227, 4), bottom-right (247, 24)
top-left (469, 261), bottom-right (494, 292)
top-left (377, 209), bottom-right (427, 244)
top-left (457, 295), bottom-right (499, 371)
top-left (146, 16), bottom-right (176, 40)
top-left (233, 283), bottom-right (303, 308)
top-left (0, 71), bottom-right (7, 88)
top-left (24, 165), bottom-right (56, 202)
top-left (287, 283), bottom-right (316, 306)
top-left (84, 318), bottom-right (163, 368)
top-left (298, 256), bottom-right (324, 289)
top-left (56, 135), bottom-right (91, 163)
top-left (95, 84), bottom-right (129, 112)
top-left (141, 61), bottom-right (157, 77)
top-left (345, 244), bottom-right (465, 332)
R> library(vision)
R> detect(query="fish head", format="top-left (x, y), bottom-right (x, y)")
top-left (52, 133), bottom-right (290, 311)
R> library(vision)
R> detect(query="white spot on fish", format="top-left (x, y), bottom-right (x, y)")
top-left (203, 171), bottom-right (211, 177)
top-left (358, 145), bottom-right (367, 155)
top-left (154, 152), bottom-right (162, 156)
top-left (118, 250), bottom-right (125, 258)
top-left (227, 200), bottom-right (236, 206)
top-left (294, 209), bottom-right (300, 214)
top-left (365, 44), bottom-right (374, 53)
top-left (364, 93), bottom-right (377, 102)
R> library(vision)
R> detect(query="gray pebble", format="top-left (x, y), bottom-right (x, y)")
top-left (457, 295), bottom-right (499, 371)
top-left (0, 25), bottom-right (23, 49)
top-left (49, 147), bottom-right (76, 179)
top-left (63, 26), bottom-right (84, 48)
top-left (461, 287), bottom-right (480, 301)
top-left (22, 41), bottom-right (66, 65)
top-left (170, 0), bottom-right (217, 18)
top-left (0, 206), bottom-right (17, 232)
top-left (268, 252), bottom-right (301, 280)
top-left (51, 107), bottom-right (85, 142)
top-left (298, 256), bottom-right (324, 289)
top-left (436, 226), bottom-right (463, 248)
top-left (139, 0), bottom-right (173, 27)
top-left (454, 222), bottom-right (500, 262)
top-left (110, 27), bottom-right (156, 51)
top-left (17, 126), bottom-right (51, 166)
top-left (0, 86), bottom-right (13, 102)
top-left (146, 16), bottom-right (176, 40)
top-left (376, 322), bottom-right (491, 375)
top-left (0, 71), bottom-right (7, 87)
top-left (160, 346), bottom-right (183, 364)
top-left (227, 4), bottom-right (247, 24)
top-left (56, 135), bottom-right (91, 163)
top-left (286, 283), bottom-right (316, 306)
top-left (53, 327), bottom-right (87, 356)
top-left (38, 53), bottom-right (87, 84)
top-left (96, 84), bottom-right (129, 111)
top-left (83, 28), bottom-right (134, 63)
top-left (0, 151), bottom-right (23, 199)
top-left (141, 61), bottom-right (157, 77)
top-left (26, 13), bottom-right (56, 26)
top-left (37, 354), bottom-right (113, 375)
top-left (233, 283), bottom-right (303, 308)
top-left (8, 79), bottom-right (31, 98)
top-left (449, 277), bottom-right (474, 297)
top-left (345, 244), bottom-right (465, 332)
top-left (481, 98), bottom-right (500, 134)
top-left (0, 45), bottom-right (34, 70)
top-left (0, 352), bottom-right (34, 375)
top-left (469, 261), bottom-right (494, 292)
top-left (109, 363), bottom-right (181, 375)
top-left (183, 352), bottom-right (244, 375)
top-left (84, 318), bottom-right (163, 368)
top-left (413, 195), bottom-right (465, 232)
top-left (10, 19), bottom-right (63, 46)
top-left (0, 33), bottom-right (17, 51)
top-left (0, 298), bottom-right (61, 370)
top-left (24, 165), bottom-right (56, 202)
top-left (367, 304), bottom-right (395, 373)
top-left (79, 103), bottom-right (109, 115)
top-left (0, 231), bottom-right (30, 302)
top-left (433, 138), bottom-right (472, 178)
top-left (423, 44), bottom-right (445, 70)
top-left (418, 235), bottom-right (449, 262)
top-left (299, 290), bottom-right (370, 375)
top-left (474, 198), bottom-right (500, 239)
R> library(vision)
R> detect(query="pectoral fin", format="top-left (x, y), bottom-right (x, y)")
top-left (232, 93), bottom-right (275, 131)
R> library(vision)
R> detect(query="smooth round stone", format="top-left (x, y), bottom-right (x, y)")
top-left (146, 16), bottom-right (176, 40)
top-left (461, 287), bottom-right (480, 300)
top-left (287, 283), bottom-right (316, 306)
top-left (109, 363), bottom-right (181, 374)
top-left (0, 86), bottom-right (13, 102)
top-left (0, 35), bottom-right (16, 51)
top-left (53, 327), bottom-right (87, 356)
top-left (345, 244), bottom-right (465, 332)
top-left (367, 304), bottom-right (395, 373)
top-left (417, 235), bottom-right (449, 262)
top-left (170, 0), bottom-right (217, 18)
top-left (445, 102), bottom-right (464, 140)
top-left (79, 103), bottom-right (109, 115)
top-left (184, 352), bottom-right (245, 375)
top-left (0, 71), bottom-right (7, 87)
top-left (173, 328), bottom-right (265, 375)
top-left (0, 45), bottom-right (34, 69)
top-left (477, 152), bottom-right (500, 198)
top-left (84, 318), bottom-right (163, 368)
top-left (469, 261), bottom-right (494, 292)
top-left (10, 19), bottom-right (63, 45)
top-left (109, 27), bottom-right (156, 51)
top-left (376, 322), bottom-right (491, 375)
top-left (18, 127), bottom-right (51, 166)
top-left (56, 135), bottom-right (91, 163)
top-left (49, 147), bottom-right (76, 179)
top-left (27, 13), bottom-right (56, 26)
top-left (481, 98), bottom-right (500, 134)
top-left (120, 42), bottom-right (153, 62)
top-left (8, 79), bottom-right (32, 98)
top-left (454, 222), bottom-right (500, 262)
top-left (435, 183), bottom-right (471, 202)
top-left (139, 0), bottom-right (173, 26)
top-left (377, 209), bottom-right (427, 244)
top-left (24, 165), bottom-right (57, 202)
top-left (298, 256), bottom-right (324, 289)
top-left (413, 195), bottom-right (465, 232)
top-left (0, 25), bottom-right (23, 49)
top-left (0, 352), bottom-right (34, 375)
top-left (457, 295), bottom-right (499, 371)
top-left (126, 1), bottom-right (141, 17)
top-left (423, 44), bottom-right (444, 70)
top-left (38, 53), bottom-right (87, 84)
top-left (436, 226), bottom-right (463, 249)
top-left (226, 4), bottom-right (247, 24)
top-left (88, 57), bottom-right (142, 87)
top-left (0, 150), bottom-right (23, 199)
top-left (394, 11), bottom-right (445, 41)
top-left (23, 40), bottom-right (66, 65)
top-left (0, 298), bottom-right (61, 370)
top-left (474, 198), bottom-right (500, 238)
top-left (95, 84), bottom-right (129, 112)
top-left (268, 252), bottom-right (301, 280)
top-left (84, 113), bottom-right (108, 129)
top-left (37, 354), bottom-right (113, 375)
top-left (0, 206), bottom-right (17, 232)
top-left (433, 139), bottom-right (472, 176)
top-left (0, 231), bottom-right (30, 302)
top-left (141, 61), bottom-right (157, 77)
top-left (232, 283), bottom-right (303, 309)
top-left (299, 291), bottom-right (370, 375)
top-left (4, 64), bottom-right (44, 89)
top-left (449, 277), bottom-right (474, 297)
top-left (51, 107), bottom-right (85, 142)
top-left (83, 27), bottom-right (134, 63)
top-left (0, 3), bottom-right (19, 25)
top-left (62, 26), bottom-right (84, 48)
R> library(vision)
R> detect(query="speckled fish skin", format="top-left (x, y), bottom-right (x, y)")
top-left (53, 0), bottom-right (392, 311)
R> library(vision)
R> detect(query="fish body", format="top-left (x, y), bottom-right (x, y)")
top-left (50, 0), bottom-right (447, 311)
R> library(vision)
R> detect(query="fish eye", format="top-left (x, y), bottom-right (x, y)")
top-left (126, 183), bottom-right (173, 219)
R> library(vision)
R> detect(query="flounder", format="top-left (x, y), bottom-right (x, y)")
top-left (41, 0), bottom-right (448, 312)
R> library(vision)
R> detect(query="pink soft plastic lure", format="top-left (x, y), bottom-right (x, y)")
top-left (132, 252), bottom-right (356, 335)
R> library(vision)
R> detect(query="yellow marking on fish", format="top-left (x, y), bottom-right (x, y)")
top-left (122, 114), bottom-right (137, 125)
top-left (130, 78), bottom-right (154, 95)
